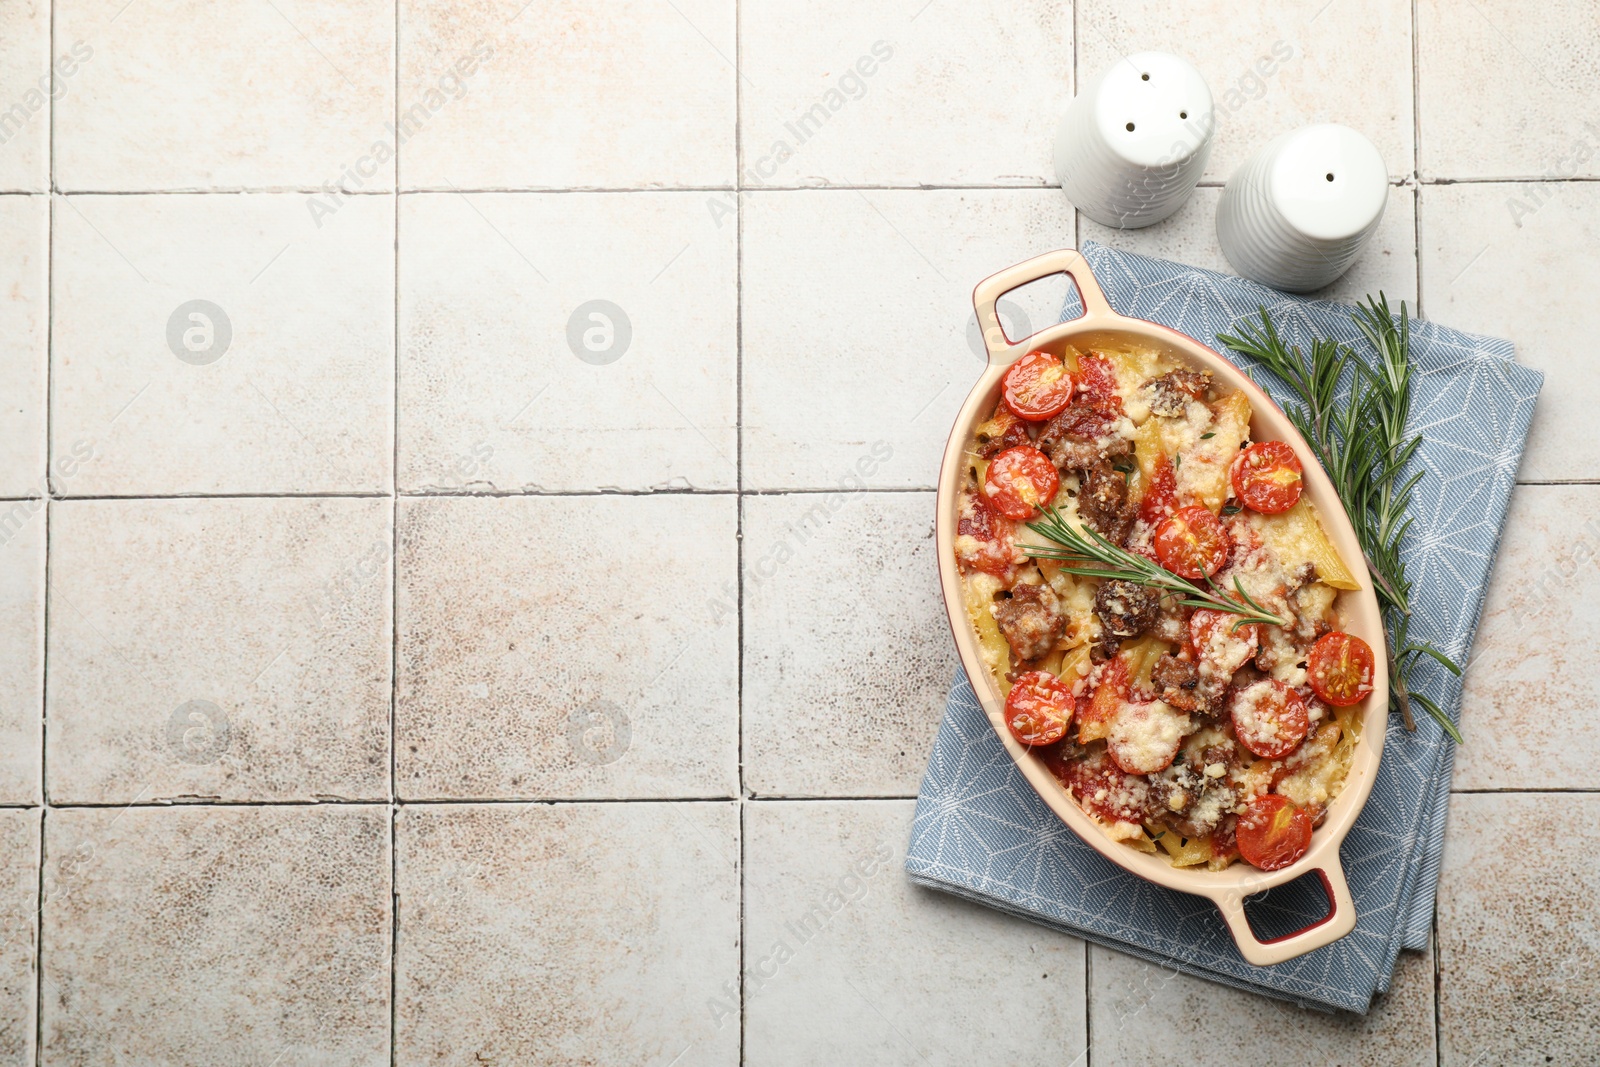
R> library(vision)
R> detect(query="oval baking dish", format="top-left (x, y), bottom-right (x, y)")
top-left (936, 248), bottom-right (1388, 966)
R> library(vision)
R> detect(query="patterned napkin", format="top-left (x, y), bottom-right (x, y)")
top-left (905, 242), bottom-right (1542, 1012)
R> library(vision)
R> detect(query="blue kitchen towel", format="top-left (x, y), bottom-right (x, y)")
top-left (905, 242), bottom-right (1542, 1013)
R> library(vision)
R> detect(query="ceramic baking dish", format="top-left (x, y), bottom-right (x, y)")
top-left (936, 248), bottom-right (1389, 965)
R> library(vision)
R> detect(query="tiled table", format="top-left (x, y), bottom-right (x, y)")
top-left (1, 0), bottom-right (1596, 1063)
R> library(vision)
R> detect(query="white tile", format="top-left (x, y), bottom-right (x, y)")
top-left (738, 2), bottom-right (1071, 187)
top-left (0, 196), bottom-right (47, 497)
top-left (742, 189), bottom-right (1076, 490)
top-left (55, 0), bottom-right (394, 191)
top-left (45, 498), bottom-right (392, 804)
top-left (40, 806), bottom-right (390, 1067)
top-left (398, 0), bottom-right (735, 189)
top-left (0, 809), bottom-right (38, 1067)
top-left (1419, 182), bottom-right (1600, 482)
top-left (51, 193), bottom-right (394, 495)
top-left (743, 492), bottom-right (956, 797)
top-left (1088, 942), bottom-right (1436, 1065)
top-left (0, 1), bottom-right (50, 192)
top-left (1436, 793), bottom-right (1600, 1065)
top-left (398, 192), bottom-right (737, 492)
top-left (744, 800), bottom-right (1086, 1066)
top-left (1079, 184), bottom-right (1418, 306)
top-left (0, 509), bottom-right (42, 804)
top-left (1418, 0), bottom-right (1600, 180)
top-left (1077, 0), bottom-right (1415, 183)
top-left (396, 495), bottom-right (739, 800)
top-left (395, 802), bottom-right (739, 1067)
top-left (1456, 486), bottom-right (1600, 789)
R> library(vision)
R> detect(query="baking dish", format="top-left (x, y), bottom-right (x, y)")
top-left (936, 248), bottom-right (1388, 965)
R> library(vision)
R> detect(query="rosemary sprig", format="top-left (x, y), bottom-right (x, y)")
top-left (1218, 297), bottom-right (1464, 743)
top-left (1023, 504), bottom-right (1288, 629)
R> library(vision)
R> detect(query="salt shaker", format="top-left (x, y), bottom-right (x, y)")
top-left (1053, 51), bottom-right (1215, 229)
top-left (1216, 124), bottom-right (1388, 293)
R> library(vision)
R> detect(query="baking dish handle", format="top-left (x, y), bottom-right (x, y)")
top-left (1211, 863), bottom-right (1358, 967)
top-left (971, 247), bottom-right (1118, 365)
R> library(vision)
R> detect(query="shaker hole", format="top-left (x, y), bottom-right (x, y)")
top-left (1179, 111), bottom-right (1188, 119)
top-left (1126, 122), bottom-right (1136, 131)
top-left (1141, 72), bottom-right (1150, 81)
top-left (1326, 173), bottom-right (1335, 181)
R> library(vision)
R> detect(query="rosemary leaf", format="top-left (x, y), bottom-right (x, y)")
top-left (1022, 505), bottom-right (1287, 630)
top-left (1218, 297), bottom-right (1466, 742)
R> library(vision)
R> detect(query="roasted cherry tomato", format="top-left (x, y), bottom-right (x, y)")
top-left (1236, 794), bottom-right (1313, 871)
top-left (1004, 671), bottom-right (1075, 746)
top-left (954, 493), bottom-right (1018, 578)
top-left (1153, 505), bottom-right (1229, 578)
top-left (1002, 351), bottom-right (1077, 421)
top-left (984, 445), bottom-right (1060, 520)
top-left (1076, 653), bottom-right (1130, 744)
top-left (1306, 631), bottom-right (1376, 707)
top-left (1229, 679), bottom-right (1311, 760)
top-left (1107, 701), bottom-right (1189, 775)
top-left (1138, 453), bottom-right (1178, 525)
top-left (1076, 352), bottom-right (1121, 407)
top-left (1188, 608), bottom-right (1261, 676)
top-left (1230, 441), bottom-right (1304, 514)
top-left (1061, 748), bottom-right (1153, 828)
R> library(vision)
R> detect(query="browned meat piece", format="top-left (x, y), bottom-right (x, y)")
top-left (1146, 368), bottom-right (1211, 417)
top-left (974, 404), bottom-right (1032, 458)
top-left (1151, 654), bottom-right (1218, 715)
top-left (1037, 404), bottom-right (1132, 470)
top-left (991, 583), bottom-right (1065, 663)
top-left (1078, 459), bottom-right (1138, 547)
top-left (1094, 579), bottom-right (1159, 642)
top-left (1150, 598), bottom-right (1188, 644)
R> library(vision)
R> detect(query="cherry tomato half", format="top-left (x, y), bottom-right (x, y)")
top-left (1154, 505), bottom-right (1229, 578)
top-left (1076, 352), bottom-right (1121, 407)
top-left (1002, 351), bottom-right (1078, 421)
top-left (985, 445), bottom-right (1060, 520)
top-left (1139, 453), bottom-right (1178, 525)
top-left (1076, 653), bottom-right (1131, 744)
top-left (1229, 679), bottom-right (1311, 760)
top-left (1236, 793), bottom-right (1313, 871)
top-left (1230, 441), bottom-right (1303, 514)
top-left (1061, 748), bottom-right (1153, 828)
top-left (1306, 631), bottom-right (1376, 707)
top-left (954, 492), bottom-right (1018, 578)
top-left (1107, 701), bottom-right (1189, 775)
top-left (1004, 671), bottom-right (1075, 746)
top-left (1188, 609), bottom-right (1261, 678)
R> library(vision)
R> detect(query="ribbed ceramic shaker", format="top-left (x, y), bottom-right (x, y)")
top-left (1216, 124), bottom-right (1388, 292)
top-left (1054, 51), bottom-right (1215, 229)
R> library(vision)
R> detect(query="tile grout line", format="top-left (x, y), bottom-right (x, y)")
top-left (1412, 0), bottom-right (1426, 323)
top-left (13, 788), bottom-right (1596, 810)
top-left (390, 4), bottom-right (402, 1063)
top-left (30, 176), bottom-right (1600, 196)
top-left (734, 0), bottom-right (748, 1056)
top-left (35, 0), bottom-right (57, 1057)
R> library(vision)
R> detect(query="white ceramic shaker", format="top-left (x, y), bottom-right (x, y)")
top-left (1054, 51), bottom-right (1215, 229)
top-left (1216, 124), bottom-right (1388, 292)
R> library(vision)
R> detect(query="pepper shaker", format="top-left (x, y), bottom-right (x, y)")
top-left (1216, 124), bottom-right (1388, 293)
top-left (1053, 51), bottom-right (1215, 229)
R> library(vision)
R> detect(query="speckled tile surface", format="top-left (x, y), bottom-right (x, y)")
top-left (0, 195), bottom-right (47, 498)
top-left (11, 0), bottom-right (1585, 1060)
top-left (0, 809), bottom-right (39, 1067)
top-left (45, 498), bottom-right (392, 804)
top-left (1436, 793), bottom-right (1600, 1066)
top-left (39, 805), bottom-right (390, 1067)
top-left (394, 802), bottom-right (739, 1066)
top-left (396, 494), bottom-right (739, 800)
